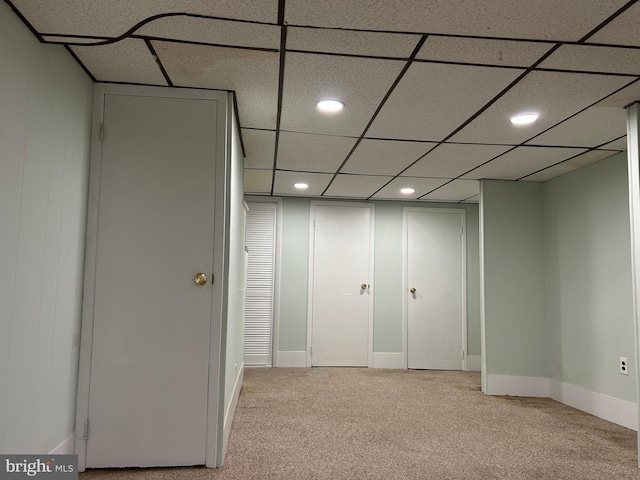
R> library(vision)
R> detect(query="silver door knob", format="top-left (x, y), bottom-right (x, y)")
top-left (410, 287), bottom-right (416, 294)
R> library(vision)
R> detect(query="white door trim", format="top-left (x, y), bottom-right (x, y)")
top-left (402, 207), bottom-right (467, 370)
top-left (306, 201), bottom-right (375, 367)
top-left (75, 84), bottom-right (229, 470)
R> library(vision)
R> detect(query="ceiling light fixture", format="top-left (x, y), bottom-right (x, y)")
top-left (400, 187), bottom-right (416, 194)
top-left (294, 183), bottom-right (309, 189)
top-left (510, 113), bottom-right (539, 125)
top-left (317, 99), bottom-right (344, 112)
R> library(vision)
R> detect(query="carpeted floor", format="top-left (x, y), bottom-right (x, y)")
top-left (80, 368), bottom-right (640, 479)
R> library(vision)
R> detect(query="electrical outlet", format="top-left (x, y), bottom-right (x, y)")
top-left (620, 357), bottom-right (629, 375)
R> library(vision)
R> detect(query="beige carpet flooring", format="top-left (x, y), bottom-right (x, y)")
top-left (80, 368), bottom-right (640, 479)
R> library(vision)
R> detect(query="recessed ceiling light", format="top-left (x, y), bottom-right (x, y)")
top-left (510, 113), bottom-right (538, 125)
top-left (294, 183), bottom-right (308, 189)
top-left (317, 99), bottom-right (344, 112)
top-left (400, 187), bottom-right (415, 194)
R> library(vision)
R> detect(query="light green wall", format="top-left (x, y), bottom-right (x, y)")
top-left (276, 198), bottom-right (481, 355)
top-left (544, 153), bottom-right (636, 402)
top-left (481, 180), bottom-right (548, 378)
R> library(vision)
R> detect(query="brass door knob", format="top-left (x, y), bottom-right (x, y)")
top-left (194, 273), bottom-right (208, 286)
top-left (361, 283), bottom-right (367, 290)
top-left (410, 287), bottom-right (416, 294)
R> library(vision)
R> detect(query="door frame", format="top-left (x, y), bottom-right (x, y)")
top-left (75, 84), bottom-right (229, 470)
top-left (402, 207), bottom-right (468, 370)
top-left (306, 201), bottom-right (375, 367)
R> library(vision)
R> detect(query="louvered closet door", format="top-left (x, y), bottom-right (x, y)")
top-left (244, 202), bottom-right (277, 366)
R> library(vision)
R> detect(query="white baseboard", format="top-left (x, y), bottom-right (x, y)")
top-left (49, 432), bottom-right (75, 455)
top-left (486, 374), bottom-right (550, 397)
top-left (277, 351), bottom-right (307, 367)
top-left (466, 355), bottom-right (481, 372)
top-left (222, 363), bottom-right (244, 460)
top-left (549, 379), bottom-right (637, 431)
top-left (244, 353), bottom-right (272, 366)
top-left (372, 352), bottom-right (404, 369)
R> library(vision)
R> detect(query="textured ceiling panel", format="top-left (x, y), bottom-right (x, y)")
top-left (154, 41), bottom-right (279, 129)
top-left (401, 143), bottom-right (513, 178)
top-left (462, 195), bottom-right (480, 204)
top-left (138, 17), bottom-right (280, 49)
top-left (244, 169), bottom-right (273, 194)
top-left (522, 164), bottom-right (575, 182)
top-left (417, 36), bottom-right (553, 68)
top-left (367, 62), bottom-right (523, 141)
top-left (284, 0), bottom-right (627, 41)
top-left (242, 129), bottom-right (276, 169)
top-left (526, 106), bottom-right (626, 148)
top-left (43, 35), bottom-right (108, 44)
top-left (280, 53), bottom-right (405, 137)
top-left (287, 27), bottom-right (420, 58)
top-left (524, 150), bottom-right (620, 181)
top-left (599, 137), bottom-right (627, 150)
top-left (451, 71), bottom-right (633, 145)
top-left (538, 44), bottom-right (640, 75)
top-left (588, 3), bottom-right (640, 46)
top-left (341, 139), bottom-right (435, 176)
top-left (461, 146), bottom-right (587, 180)
top-left (11, 0), bottom-right (279, 37)
top-left (372, 177), bottom-right (449, 200)
top-left (273, 171), bottom-right (334, 196)
top-left (596, 79), bottom-right (640, 108)
top-left (71, 39), bottom-right (167, 85)
top-left (421, 179), bottom-right (480, 202)
top-left (276, 132), bottom-right (357, 173)
top-left (324, 174), bottom-right (393, 198)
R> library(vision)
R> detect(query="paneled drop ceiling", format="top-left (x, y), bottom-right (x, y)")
top-left (8, 0), bottom-right (640, 203)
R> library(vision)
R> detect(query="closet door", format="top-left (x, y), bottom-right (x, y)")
top-left (85, 93), bottom-right (217, 468)
top-left (244, 202), bottom-right (277, 366)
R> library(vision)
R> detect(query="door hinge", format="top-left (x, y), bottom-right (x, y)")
top-left (313, 217), bottom-right (316, 228)
top-left (310, 346), bottom-right (313, 356)
top-left (84, 419), bottom-right (89, 440)
top-left (99, 123), bottom-right (104, 142)
top-left (461, 350), bottom-right (465, 359)
top-left (460, 226), bottom-right (464, 235)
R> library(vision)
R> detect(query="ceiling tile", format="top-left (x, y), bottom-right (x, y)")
top-left (280, 52), bottom-right (405, 137)
top-left (522, 164), bottom-right (575, 182)
top-left (11, 0), bottom-right (279, 37)
top-left (562, 149), bottom-right (620, 169)
top-left (284, 0), bottom-right (627, 41)
top-left (421, 179), bottom-right (480, 202)
top-left (462, 195), bottom-right (480, 204)
top-left (526, 106), bottom-right (626, 148)
top-left (588, 3), bottom-right (640, 47)
top-left (154, 41), bottom-right (279, 129)
top-left (599, 137), bottom-right (627, 150)
top-left (273, 171), bottom-right (334, 196)
top-left (372, 177), bottom-right (449, 200)
top-left (451, 71), bottom-right (633, 145)
top-left (596, 79), bottom-right (640, 108)
top-left (341, 139), bottom-right (436, 176)
top-left (417, 37), bottom-right (553, 68)
top-left (43, 35), bottom-right (108, 44)
top-left (538, 44), bottom-right (640, 75)
top-left (138, 17), bottom-right (280, 50)
top-left (324, 174), bottom-right (393, 198)
top-left (461, 146), bottom-right (587, 180)
top-left (71, 39), bottom-right (167, 85)
top-left (277, 132), bottom-right (357, 173)
top-left (242, 129), bottom-right (275, 169)
top-left (287, 27), bottom-right (420, 58)
top-left (402, 143), bottom-right (513, 178)
top-left (244, 169), bottom-right (273, 194)
top-left (367, 62), bottom-right (523, 141)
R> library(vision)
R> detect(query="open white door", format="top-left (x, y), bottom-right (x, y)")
top-left (309, 203), bottom-right (374, 367)
top-left (405, 208), bottom-right (466, 370)
top-left (82, 92), bottom-right (218, 468)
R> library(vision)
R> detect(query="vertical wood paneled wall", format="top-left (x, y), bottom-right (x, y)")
top-left (0, 3), bottom-right (93, 453)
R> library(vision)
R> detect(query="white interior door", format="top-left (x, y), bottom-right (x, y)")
top-left (406, 209), bottom-right (465, 370)
top-left (310, 204), bottom-right (373, 367)
top-left (86, 94), bottom-right (217, 467)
